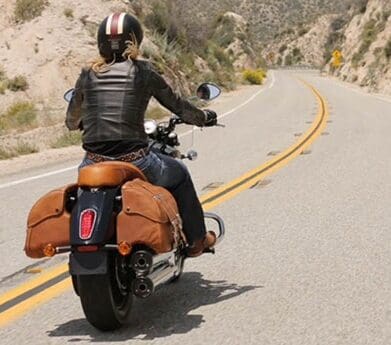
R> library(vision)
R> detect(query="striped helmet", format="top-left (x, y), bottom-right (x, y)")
top-left (97, 13), bottom-right (143, 61)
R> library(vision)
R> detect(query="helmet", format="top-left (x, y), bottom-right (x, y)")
top-left (97, 13), bottom-right (143, 61)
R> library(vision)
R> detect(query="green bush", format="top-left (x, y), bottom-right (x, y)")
top-left (51, 131), bottom-right (82, 149)
top-left (0, 101), bottom-right (37, 132)
top-left (14, 0), bottom-right (49, 23)
top-left (243, 69), bottom-right (266, 85)
top-left (7, 75), bottom-right (29, 92)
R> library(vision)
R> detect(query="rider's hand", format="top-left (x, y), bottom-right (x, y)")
top-left (204, 110), bottom-right (217, 127)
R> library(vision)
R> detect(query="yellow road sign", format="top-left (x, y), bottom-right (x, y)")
top-left (332, 50), bottom-right (343, 68)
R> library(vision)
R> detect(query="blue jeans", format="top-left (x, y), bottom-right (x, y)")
top-left (79, 151), bottom-right (206, 244)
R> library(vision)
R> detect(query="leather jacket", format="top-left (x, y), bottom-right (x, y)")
top-left (66, 60), bottom-right (207, 144)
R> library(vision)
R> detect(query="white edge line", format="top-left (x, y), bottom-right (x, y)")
top-left (0, 71), bottom-right (275, 190)
top-left (0, 166), bottom-right (78, 189)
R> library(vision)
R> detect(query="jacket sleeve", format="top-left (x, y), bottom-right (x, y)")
top-left (65, 70), bottom-right (85, 130)
top-left (149, 68), bottom-right (206, 127)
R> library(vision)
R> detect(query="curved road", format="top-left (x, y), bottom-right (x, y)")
top-left (0, 70), bottom-right (390, 344)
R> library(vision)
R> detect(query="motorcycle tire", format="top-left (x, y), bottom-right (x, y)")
top-left (77, 253), bottom-right (133, 331)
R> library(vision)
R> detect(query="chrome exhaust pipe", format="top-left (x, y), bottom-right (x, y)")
top-left (130, 250), bottom-right (176, 276)
top-left (132, 264), bottom-right (177, 299)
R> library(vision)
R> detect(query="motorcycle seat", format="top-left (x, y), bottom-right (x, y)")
top-left (78, 161), bottom-right (147, 187)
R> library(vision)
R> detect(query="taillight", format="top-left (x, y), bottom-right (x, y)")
top-left (77, 245), bottom-right (99, 253)
top-left (79, 209), bottom-right (97, 240)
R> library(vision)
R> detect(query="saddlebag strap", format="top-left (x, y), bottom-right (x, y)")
top-left (153, 194), bottom-right (187, 246)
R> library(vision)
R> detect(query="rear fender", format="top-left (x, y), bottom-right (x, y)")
top-left (70, 188), bottom-right (119, 246)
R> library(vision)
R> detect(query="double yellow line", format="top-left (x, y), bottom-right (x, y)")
top-left (0, 79), bottom-right (329, 328)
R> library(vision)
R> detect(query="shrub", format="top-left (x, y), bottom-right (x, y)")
top-left (0, 101), bottom-right (37, 132)
top-left (0, 81), bottom-right (8, 95)
top-left (7, 75), bottom-right (29, 91)
top-left (0, 65), bottom-right (7, 81)
top-left (385, 40), bottom-right (391, 59)
top-left (14, 0), bottom-right (49, 23)
top-left (14, 141), bottom-right (39, 155)
top-left (144, 1), bottom-right (186, 46)
top-left (243, 69), bottom-right (266, 85)
top-left (284, 54), bottom-right (293, 66)
top-left (213, 46), bottom-right (232, 68)
top-left (63, 8), bottom-right (73, 19)
top-left (352, 19), bottom-right (379, 68)
top-left (298, 27), bottom-right (309, 36)
top-left (150, 31), bottom-right (181, 64)
top-left (0, 142), bottom-right (38, 160)
top-left (284, 48), bottom-right (303, 66)
top-left (330, 17), bottom-right (346, 31)
top-left (0, 147), bottom-right (16, 160)
top-left (145, 106), bottom-right (170, 120)
top-left (279, 44), bottom-right (287, 54)
top-left (144, 2), bottom-right (170, 35)
top-left (51, 131), bottom-right (82, 149)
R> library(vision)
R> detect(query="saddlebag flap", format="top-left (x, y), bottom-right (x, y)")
top-left (24, 184), bottom-right (77, 258)
top-left (117, 179), bottom-right (183, 254)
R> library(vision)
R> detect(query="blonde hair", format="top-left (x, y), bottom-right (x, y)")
top-left (90, 33), bottom-right (140, 73)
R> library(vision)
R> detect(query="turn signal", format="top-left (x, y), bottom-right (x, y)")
top-left (43, 244), bottom-right (56, 257)
top-left (118, 241), bottom-right (132, 256)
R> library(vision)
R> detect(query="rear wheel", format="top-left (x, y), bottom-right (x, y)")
top-left (77, 253), bottom-right (133, 331)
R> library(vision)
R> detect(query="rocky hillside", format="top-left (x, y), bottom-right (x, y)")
top-left (166, 0), bottom-right (356, 43)
top-left (265, 0), bottom-right (391, 95)
top-left (0, 0), bottom-right (258, 156)
top-left (331, 0), bottom-right (391, 94)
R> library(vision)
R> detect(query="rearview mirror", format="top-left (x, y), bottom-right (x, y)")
top-left (196, 83), bottom-right (221, 101)
top-left (64, 89), bottom-right (75, 103)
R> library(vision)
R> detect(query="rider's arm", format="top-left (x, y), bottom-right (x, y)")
top-left (65, 70), bottom-right (86, 130)
top-left (149, 69), bottom-right (207, 127)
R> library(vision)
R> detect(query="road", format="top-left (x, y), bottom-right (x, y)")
top-left (0, 70), bottom-right (390, 344)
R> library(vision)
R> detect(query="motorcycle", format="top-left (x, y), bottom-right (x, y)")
top-left (24, 83), bottom-right (225, 331)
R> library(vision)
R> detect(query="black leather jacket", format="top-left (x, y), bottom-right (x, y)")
top-left (66, 60), bottom-right (207, 145)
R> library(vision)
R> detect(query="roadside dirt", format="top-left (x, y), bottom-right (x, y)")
top-left (0, 84), bottom-right (256, 179)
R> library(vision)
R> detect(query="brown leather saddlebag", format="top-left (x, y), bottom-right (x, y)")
top-left (24, 184), bottom-right (77, 258)
top-left (117, 179), bottom-right (184, 254)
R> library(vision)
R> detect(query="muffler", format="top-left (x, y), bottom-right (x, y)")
top-left (132, 264), bottom-right (177, 299)
top-left (130, 250), bottom-right (175, 276)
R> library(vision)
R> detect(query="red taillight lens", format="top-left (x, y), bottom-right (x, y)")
top-left (79, 209), bottom-right (96, 240)
top-left (77, 245), bottom-right (99, 253)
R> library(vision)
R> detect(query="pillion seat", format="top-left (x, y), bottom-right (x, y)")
top-left (78, 161), bottom-right (147, 188)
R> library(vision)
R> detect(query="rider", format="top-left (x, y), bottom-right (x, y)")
top-left (66, 13), bottom-right (217, 257)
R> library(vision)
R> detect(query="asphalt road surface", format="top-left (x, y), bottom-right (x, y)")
top-left (0, 70), bottom-right (390, 345)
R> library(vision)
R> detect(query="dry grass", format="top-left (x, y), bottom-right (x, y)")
top-left (0, 101), bottom-right (37, 133)
top-left (0, 142), bottom-right (38, 160)
top-left (51, 131), bottom-right (82, 149)
top-left (145, 106), bottom-right (170, 120)
top-left (7, 75), bottom-right (29, 92)
top-left (63, 8), bottom-right (74, 19)
top-left (14, 0), bottom-right (49, 23)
